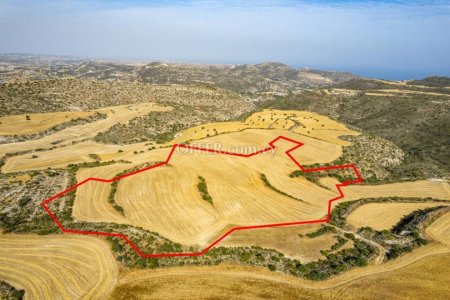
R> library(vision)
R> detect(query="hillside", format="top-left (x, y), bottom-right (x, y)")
top-left (136, 62), bottom-right (358, 94)
top-left (0, 55), bottom-right (358, 94)
top-left (0, 57), bottom-right (449, 300)
top-left (331, 78), bottom-right (450, 95)
top-left (407, 76), bottom-right (450, 88)
top-left (260, 89), bottom-right (450, 180)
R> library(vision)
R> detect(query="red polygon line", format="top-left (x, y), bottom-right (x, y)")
top-left (41, 135), bottom-right (363, 258)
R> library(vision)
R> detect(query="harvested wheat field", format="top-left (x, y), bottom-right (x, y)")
top-left (2, 109), bottom-right (353, 173)
top-left (221, 225), bottom-right (352, 262)
top-left (109, 245), bottom-right (450, 300)
top-left (333, 180), bottom-right (450, 203)
top-left (72, 129), bottom-right (345, 246)
top-left (2, 140), bottom-right (149, 171)
top-left (172, 109), bottom-right (358, 146)
top-left (347, 202), bottom-right (449, 231)
top-left (69, 127), bottom-right (449, 248)
top-left (73, 162), bottom-right (134, 224)
top-left (426, 212), bottom-right (450, 246)
top-left (0, 102), bottom-right (171, 169)
top-left (0, 111), bottom-right (96, 135)
top-left (0, 234), bottom-right (118, 300)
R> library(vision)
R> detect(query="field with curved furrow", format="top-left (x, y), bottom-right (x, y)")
top-left (171, 109), bottom-right (358, 146)
top-left (220, 225), bottom-right (354, 262)
top-left (73, 163), bottom-right (134, 224)
top-left (347, 202), bottom-right (449, 231)
top-left (1, 102), bottom-right (171, 172)
top-left (1, 109), bottom-right (350, 174)
top-left (0, 234), bottom-right (118, 300)
top-left (70, 127), bottom-right (450, 248)
top-left (109, 245), bottom-right (450, 300)
top-left (72, 129), bottom-right (344, 246)
top-left (426, 212), bottom-right (450, 246)
top-left (315, 179), bottom-right (450, 211)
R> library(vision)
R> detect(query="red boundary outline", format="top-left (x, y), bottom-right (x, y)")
top-left (41, 135), bottom-right (363, 258)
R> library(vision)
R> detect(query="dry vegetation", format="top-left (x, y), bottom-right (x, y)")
top-left (72, 128), bottom-right (351, 246)
top-left (0, 102), bottom-right (170, 171)
top-left (0, 81), bottom-right (449, 298)
top-left (426, 212), bottom-right (450, 246)
top-left (1, 79), bottom-right (248, 115)
top-left (0, 234), bottom-right (118, 299)
top-left (109, 248), bottom-right (450, 300)
top-left (220, 225), bottom-right (352, 263)
top-left (171, 109), bottom-right (358, 146)
top-left (0, 111), bottom-right (95, 135)
top-left (347, 202), bottom-right (449, 231)
top-left (342, 180), bottom-right (450, 202)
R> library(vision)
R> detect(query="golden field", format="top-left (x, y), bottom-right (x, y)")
top-left (71, 127), bottom-right (449, 246)
top-left (0, 111), bottom-right (95, 135)
top-left (172, 109), bottom-right (358, 146)
top-left (109, 244), bottom-right (450, 300)
top-left (2, 108), bottom-right (351, 173)
top-left (1, 105), bottom-right (444, 249)
top-left (426, 212), bottom-right (450, 246)
top-left (0, 234), bottom-right (118, 300)
top-left (1, 105), bottom-right (450, 299)
top-left (220, 225), bottom-right (353, 262)
top-left (110, 209), bottom-right (450, 299)
top-left (73, 129), bottom-right (347, 246)
top-left (0, 102), bottom-right (171, 171)
top-left (347, 202), bottom-right (449, 231)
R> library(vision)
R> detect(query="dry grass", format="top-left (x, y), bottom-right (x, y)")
top-left (343, 180), bottom-right (450, 201)
top-left (73, 129), bottom-right (343, 246)
top-left (1, 105), bottom-right (450, 299)
top-left (172, 109), bottom-right (358, 146)
top-left (426, 212), bottom-right (450, 246)
top-left (6, 173), bottom-right (31, 184)
top-left (0, 111), bottom-right (95, 135)
top-left (377, 88), bottom-right (450, 97)
top-left (220, 225), bottom-right (348, 262)
top-left (347, 202), bottom-right (449, 231)
top-left (109, 244), bottom-right (450, 300)
top-left (2, 108), bottom-right (352, 173)
top-left (64, 124), bottom-right (447, 248)
top-left (1, 102), bottom-right (171, 172)
top-left (0, 234), bottom-right (118, 300)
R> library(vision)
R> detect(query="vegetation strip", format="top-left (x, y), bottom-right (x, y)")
top-left (0, 112), bottom-right (107, 144)
top-left (2, 168), bottom-right (447, 280)
top-left (261, 173), bottom-right (304, 202)
top-left (40, 135), bottom-right (363, 258)
top-left (330, 197), bottom-right (450, 260)
top-left (197, 176), bottom-right (213, 204)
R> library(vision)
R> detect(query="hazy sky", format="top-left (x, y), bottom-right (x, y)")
top-left (0, 0), bottom-right (449, 79)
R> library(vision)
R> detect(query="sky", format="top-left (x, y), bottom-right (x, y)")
top-left (0, 0), bottom-right (449, 79)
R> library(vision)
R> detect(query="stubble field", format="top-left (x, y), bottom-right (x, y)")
top-left (1, 104), bottom-right (449, 299)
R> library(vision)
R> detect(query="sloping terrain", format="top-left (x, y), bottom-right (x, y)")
top-left (0, 55), bottom-right (358, 93)
top-left (260, 89), bottom-right (450, 180)
top-left (73, 129), bottom-right (348, 246)
top-left (0, 234), bottom-right (118, 300)
top-left (0, 60), bottom-right (449, 299)
top-left (347, 202), bottom-right (449, 231)
top-left (109, 246), bottom-right (450, 300)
